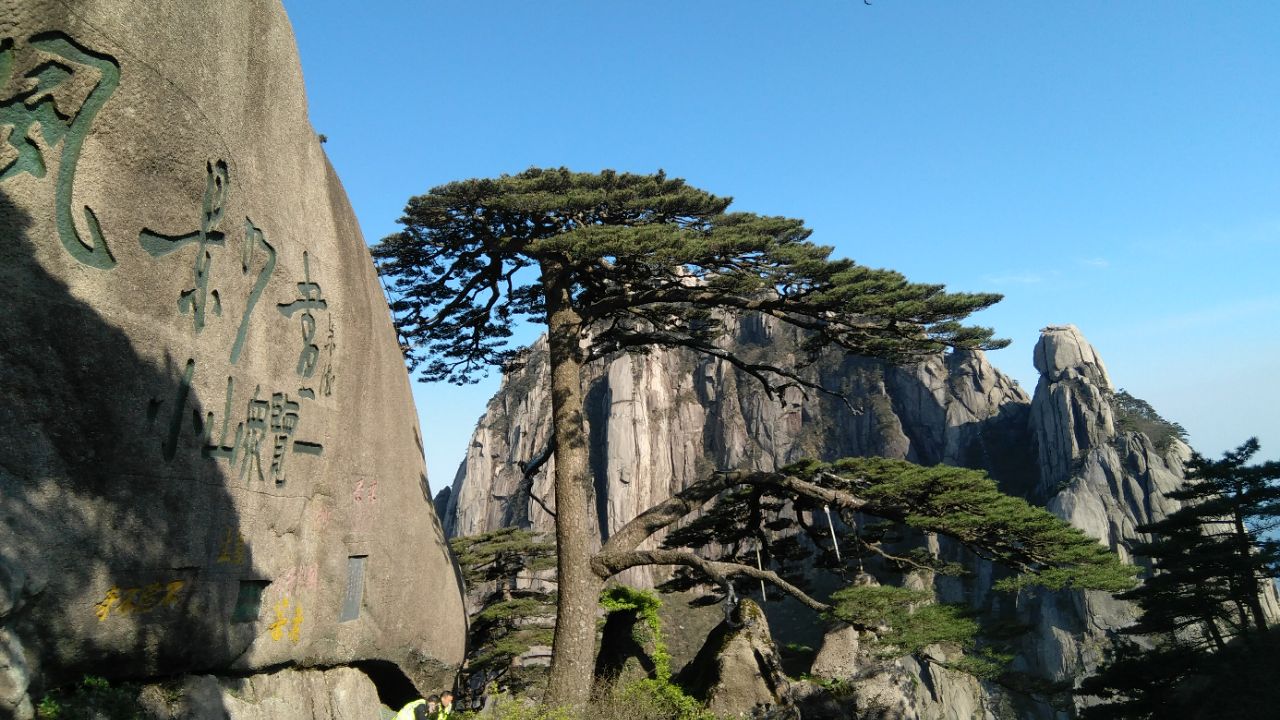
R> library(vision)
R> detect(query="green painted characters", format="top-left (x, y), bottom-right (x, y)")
top-left (0, 32), bottom-right (120, 268)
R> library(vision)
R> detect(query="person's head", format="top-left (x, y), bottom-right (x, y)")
top-left (441, 691), bottom-right (454, 707)
top-left (426, 695), bottom-right (440, 710)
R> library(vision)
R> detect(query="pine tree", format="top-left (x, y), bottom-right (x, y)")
top-left (374, 168), bottom-right (1129, 706)
top-left (1080, 439), bottom-right (1280, 718)
top-left (1157, 438), bottom-right (1280, 634)
top-left (652, 457), bottom-right (1135, 677)
top-left (450, 528), bottom-right (557, 694)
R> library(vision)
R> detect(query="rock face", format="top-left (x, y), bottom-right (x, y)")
top-left (1008, 326), bottom-right (1188, 705)
top-left (0, 1), bottom-right (466, 717)
top-left (1032, 325), bottom-right (1184, 556)
top-left (443, 315), bottom-right (1035, 567)
top-left (678, 599), bottom-right (793, 718)
top-left (804, 622), bottom-right (994, 720)
top-left (139, 667), bottom-right (383, 720)
top-left (445, 321), bottom-right (1198, 717)
top-left (1031, 324), bottom-right (1118, 501)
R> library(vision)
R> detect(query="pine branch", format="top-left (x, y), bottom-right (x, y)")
top-left (589, 548), bottom-right (842, 618)
top-left (515, 438), bottom-right (557, 519)
top-left (599, 469), bottom-right (870, 560)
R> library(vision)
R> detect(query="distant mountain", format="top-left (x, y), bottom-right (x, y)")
top-left (439, 322), bottom-right (1200, 717)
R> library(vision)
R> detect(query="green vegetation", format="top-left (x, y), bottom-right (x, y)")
top-left (606, 679), bottom-right (714, 720)
top-left (655, 457), bottom-right (1132, 686)
top-left (663, 457), bottom-right (1136, 597)
top-left (451, 527), bottom-right (558, 693)
top-left (373, 167), bottom-right (1106, 706)
top-left (829, 584), bottom-right (974, 649)
top-left (452, 699), bottom-right (577, 720)
top-left (374, 167), bottom-right (1006, 387)
top-left (828, 585), bottom-right (1012, 679)
top-left (1080, 438), bottom-right (1280, 719)
top-left (453, 455), bottom-right (1137, 712)
top-left (837, 457), bottom-right (1139, 593)
top-left (36, 675), bottom-right (143, 720)
top-left (1109, 388), bottom-right (1189, 451)
top-left (452, 682), bottom-right (724, 720)
top-left (451, 526), bottom-right (558, 585)
top-left (597, 587), bottom-right (714, 720)
top-left (599, 587), bottom-right (670, 680)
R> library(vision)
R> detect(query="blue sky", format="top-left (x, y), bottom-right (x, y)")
top-left (284, 1), bottom-right (1280, 484)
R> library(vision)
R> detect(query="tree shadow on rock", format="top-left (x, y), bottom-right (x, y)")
top-left (0, 186), bottom-right (254, 715)
top-left (593, 607), bottom-right (658, 689)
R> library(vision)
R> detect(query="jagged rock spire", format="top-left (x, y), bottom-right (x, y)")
top-left (1030, 324), bottom-right (1118, 497)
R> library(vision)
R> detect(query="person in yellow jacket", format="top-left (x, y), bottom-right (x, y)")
top-left (394, 695), bottom-right (438, 720)
top-left (436, 691), bottom-right (454, 719)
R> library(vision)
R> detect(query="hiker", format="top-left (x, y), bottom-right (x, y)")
top-left (394, 695), bottom-right (438, 720)
top-left (435, 691), bottom-right (454, 720)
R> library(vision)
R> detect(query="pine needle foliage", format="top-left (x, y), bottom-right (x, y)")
top-left (826, 457), bottom-right (1138, 592)
top-left (662, 457), bottom-right (1136, 597)
top-left (373, 167), bottom-right (1008, 387)
top-left (451, 527), bottom-right (557, 588)
top-left (828, 584), bottom-right (975, 648)
top-left (36, 676), bottom-right (144, 720)
top-left (451, 528), bottom-right (558, 690)
top-left (1109, 389), bottom-right (1189, 451)
top-left (475, 596), bottom-right (559, 626)
top-left (826, 585), bottom-right (1011, 679)
top-left (1124, 438), bottom-right (1280, 643)
top-left (377, 167), bottom-right (1013, 705)
top-left (1080, 439), bottom-right (1280, 719)
top-left (653, 457), bottom-right (1133, 684)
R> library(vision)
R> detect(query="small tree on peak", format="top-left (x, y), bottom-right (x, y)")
top-left (376, 167), bottom-right (1055, 706)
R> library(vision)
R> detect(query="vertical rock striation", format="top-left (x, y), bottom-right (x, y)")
top-left (1006, 326), bottom-right (1188, 715)
top-left (1033, 325), bottom-right (1185, 558)
top-left (446, 321), bottom-right (1207, 717)
top-left (444, 316), bottom-right (1033, 548)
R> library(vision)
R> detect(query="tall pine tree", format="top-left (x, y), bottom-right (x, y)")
top-left (375, 168), bottom-right (1131, 706)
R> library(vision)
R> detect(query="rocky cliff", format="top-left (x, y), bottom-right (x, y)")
top-left (0, 2), bottom-right (466, 718)
top-left (442, 321), bottom-right (1193, 717)
top-left (1012, 327), bottom-right (1187, 701)
top-left (444, 313), bottom-right (1034, 541)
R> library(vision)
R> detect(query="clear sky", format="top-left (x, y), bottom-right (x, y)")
top-left (283, 1), bottom-right (1280, 486)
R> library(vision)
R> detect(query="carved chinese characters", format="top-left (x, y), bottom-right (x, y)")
top-left (0, 32), bottom-right (120, 268)
top-left (139, 161), bottom-right (229, 331)
top-left (2, 3), bottom-right (467, 707)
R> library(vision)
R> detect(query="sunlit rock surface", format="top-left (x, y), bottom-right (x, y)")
top-left (446, 320), bottom-right (1198, 717)
top-left (444, 315), bottom-right (1033, 553)
top-left (677, 599), bottom-right (793, 717)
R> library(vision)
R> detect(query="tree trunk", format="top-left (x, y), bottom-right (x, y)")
top-left (1202, 619), bottom-right (1226, 652)
top-left (541, 263), bottom-right (602, 709)
top-left (1232, 507), bottom-right (1270, 633)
